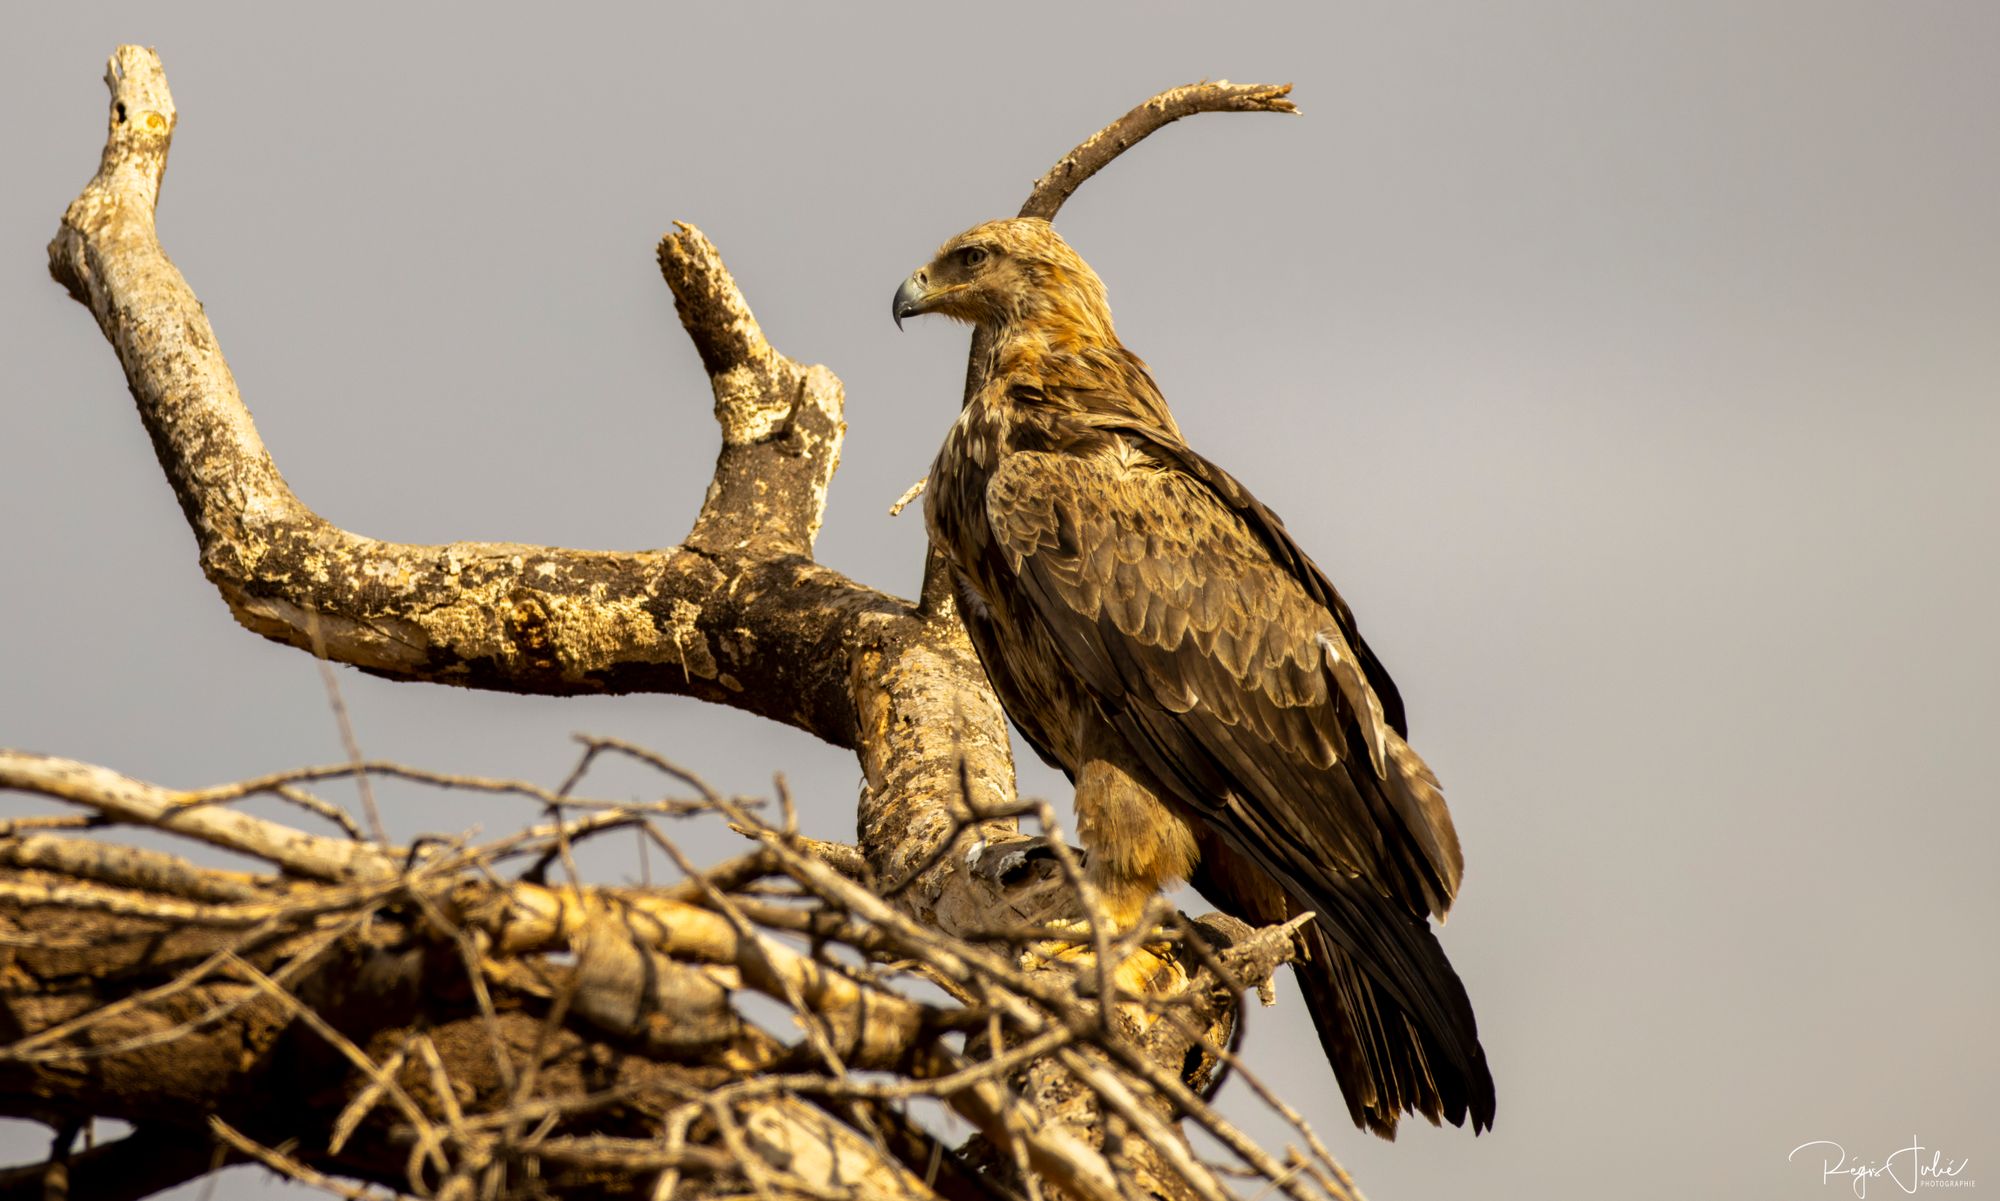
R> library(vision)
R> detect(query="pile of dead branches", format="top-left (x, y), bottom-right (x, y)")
top-left (1, 742), bottom-right (1357, 1201)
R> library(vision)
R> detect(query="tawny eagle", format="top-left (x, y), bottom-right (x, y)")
top-left (893, 217), bottom-right (1494, 1137)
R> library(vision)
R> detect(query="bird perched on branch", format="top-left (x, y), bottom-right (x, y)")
top-left (892, 217), bottom-right (1494, 1137)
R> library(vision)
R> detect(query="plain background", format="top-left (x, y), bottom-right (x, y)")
top-left (3, 5), bottom-right (1995, 1199)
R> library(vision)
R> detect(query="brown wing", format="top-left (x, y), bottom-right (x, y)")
top-left (1121, 423), bottom-right (1412, 741)
top-left (983, 438), bottom-right (1494, 1133)
top-left (984, 442), bottom-right (1457, 913)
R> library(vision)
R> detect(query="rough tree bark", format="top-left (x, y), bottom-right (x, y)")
top-left (3, 46), bottom-right (1358, 1201)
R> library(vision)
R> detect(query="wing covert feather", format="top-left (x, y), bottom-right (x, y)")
top-left (984, 448), bottom-right (1460, 916)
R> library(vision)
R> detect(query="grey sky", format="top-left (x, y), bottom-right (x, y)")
top-left (3, 5), bottom-right (1995, 1199)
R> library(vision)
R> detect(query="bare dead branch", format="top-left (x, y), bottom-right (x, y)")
top-left (0, 833), bottom-right (261, 902)
top-left (659, 223), bottom-right (846, 559)
top-left (211, 1117), bottom-right (419, 1201)
top-left (306, 620), bottom-right (390, 851)
top-left (1017, 81), bottom-right (1298, 222)
top-left (178, 758), bottom-right (717, 816)
top-left (0, 751), bottom-right (399, 881)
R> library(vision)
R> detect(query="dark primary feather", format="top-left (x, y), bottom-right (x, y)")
top-left (910, 216), bottom-right (1494, 1136)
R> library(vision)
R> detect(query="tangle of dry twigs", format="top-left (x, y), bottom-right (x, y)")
top-left (1, 740), bottom-right (1359, 1201)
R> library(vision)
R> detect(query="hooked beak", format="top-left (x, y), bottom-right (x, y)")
top-left (892, 274), bottom-right (928, 330)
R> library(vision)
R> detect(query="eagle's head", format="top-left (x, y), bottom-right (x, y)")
top-left (892, 217), bottom-right (1115, 342)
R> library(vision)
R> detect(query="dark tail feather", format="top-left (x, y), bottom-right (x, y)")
top-left (1293, 919), bottom-right (1495, 1138)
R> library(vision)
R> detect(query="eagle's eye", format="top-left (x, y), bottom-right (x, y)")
top-left (960, 245), bottom-right (990, 269)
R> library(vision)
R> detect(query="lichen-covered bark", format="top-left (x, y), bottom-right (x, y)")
top-left (44, 47), bottom-right (1019, 881)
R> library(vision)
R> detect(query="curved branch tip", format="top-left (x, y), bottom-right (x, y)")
top-left (1018, 79), bottom-right (1300, 222)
